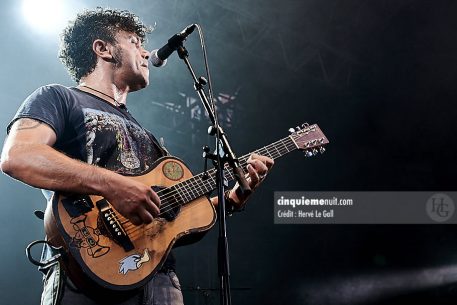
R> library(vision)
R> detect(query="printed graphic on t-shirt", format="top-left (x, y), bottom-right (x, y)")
top-left (83, 108), bottom-right (154, 174)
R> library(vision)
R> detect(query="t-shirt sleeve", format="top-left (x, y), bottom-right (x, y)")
top-left (6, 85), bottom-right (68, 139)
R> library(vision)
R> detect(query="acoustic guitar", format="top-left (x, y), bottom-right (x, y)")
top-left (44, 123), bottom-right (329, 293)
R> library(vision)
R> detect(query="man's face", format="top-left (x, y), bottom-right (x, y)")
top-left (111, 30), bottom-right (150, 92)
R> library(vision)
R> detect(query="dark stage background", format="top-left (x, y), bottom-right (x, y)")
top-left (1, 1), bottom-right (457, 304)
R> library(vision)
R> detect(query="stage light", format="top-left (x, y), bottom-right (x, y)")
top-left (21, 0), bottom-right (67, 34)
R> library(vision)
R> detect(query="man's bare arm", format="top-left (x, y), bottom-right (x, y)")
top-left (1, 118), bottom-right (159, 225)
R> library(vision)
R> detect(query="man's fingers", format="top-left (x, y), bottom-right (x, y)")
top-left (150, 189), bottom-right (161, 208)
top-left (142, 188), bottom-right (160, 217)
top-left (264, 157), bottom-right (274, 169)
top-left (247, 164), bottom-right (260, 186)
top-left (145, 196), bottom-right (160, 217)
top-left (138, 209), bottom-right (154, 224)
top-left (247, 159), bottom-right (268, 177)
top-left (130, 215), bottom-right (143, 226)
top-left (129, 206), bottom-right (155, 226)
top-left (249, 154), bottom-right (274, 170)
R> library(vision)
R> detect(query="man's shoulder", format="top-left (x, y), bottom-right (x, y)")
top-left (38, 83), bottom-right (74, 94)
top-left (29, 84), bottom-right (84, 106)
top-left (27, 83), bottom-right (74, 98)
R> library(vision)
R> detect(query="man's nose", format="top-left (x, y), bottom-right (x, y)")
top-left (142, 48), bottom-right (150, 60)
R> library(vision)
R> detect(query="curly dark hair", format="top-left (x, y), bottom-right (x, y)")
top-left (59, 8), bottom-right (151, 82)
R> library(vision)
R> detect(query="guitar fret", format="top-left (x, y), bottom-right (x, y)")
top-left (172, 182), bottom-right (182, 203)
top-left (209, 171), bottom-right (217, 186)
top-left (267, 142), bottom-right (283, 156)
top-left (279, 139), bottom-right (291, 153)
top-left (285, 144), bottom-right (296, 152)
top-left (196, 176), bottom-right (210, 196)
top-left (256, 147), bottom-right (268, 157)
top-left (174, 183), bottom-right (188, 203)
top-left (181, 179), bottom-right (192, 202)
top-left (188, 178), bottom-right (199, 199)
top-left (271, 145), bottom-right (281, 158)
top-left (171, 193), bottom-right (181, 207)
top-left (200, 177), bottom-right (211, 193)
top-left (225, 168), bottom-right (235, 181)
top-left (167, 186), bottom-right (179, 204)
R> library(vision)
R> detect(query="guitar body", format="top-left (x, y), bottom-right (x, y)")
top-left (44, 156), bottom-right (217, 293)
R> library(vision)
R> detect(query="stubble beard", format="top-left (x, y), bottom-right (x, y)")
top-left (112, 47), bottom-right (148, 91)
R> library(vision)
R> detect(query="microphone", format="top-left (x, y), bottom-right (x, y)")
top-left (149, 24), bottom-right (197, 67)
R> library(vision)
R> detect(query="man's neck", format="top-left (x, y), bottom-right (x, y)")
top-left (79, 73), bottom-right (129, 106)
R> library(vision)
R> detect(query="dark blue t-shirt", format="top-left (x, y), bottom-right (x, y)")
top-left (8, 84), bottom-right (176, 270)
top-left (8, 84), bottom-right (165, 174)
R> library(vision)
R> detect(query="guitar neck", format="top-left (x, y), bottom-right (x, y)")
top-left (226, 136), bottom-right (297, 182)
top-left (160, 123), bottom-right (328, 207)
top-left (166, 136), bottom-right (298, 205)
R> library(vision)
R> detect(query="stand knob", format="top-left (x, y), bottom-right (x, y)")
top-left (198, 76), bottom-right (208, 85)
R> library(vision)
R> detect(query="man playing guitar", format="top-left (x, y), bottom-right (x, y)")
top-left (0, 8), bottom-right (273, 305)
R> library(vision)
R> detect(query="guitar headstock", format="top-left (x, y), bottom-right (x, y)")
top-left (289, 123), bottom-right (329, 157)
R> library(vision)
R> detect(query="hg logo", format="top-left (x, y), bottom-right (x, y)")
top-left (426, 193), bottom-right (455, 222)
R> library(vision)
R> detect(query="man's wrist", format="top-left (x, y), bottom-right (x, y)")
top-left (224, 189), bottom-right (245, 215)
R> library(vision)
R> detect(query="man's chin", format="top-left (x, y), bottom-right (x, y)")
top-left (130, 79), bottom-right (149, 92)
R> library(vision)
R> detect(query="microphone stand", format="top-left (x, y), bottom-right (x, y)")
top-left (176, 44), bottom-right (251, 305)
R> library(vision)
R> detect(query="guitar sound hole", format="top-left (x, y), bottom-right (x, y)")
top-left (152, 186), bottom-right (181, 221)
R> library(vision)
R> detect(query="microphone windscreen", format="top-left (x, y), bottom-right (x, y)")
top-left (149, 49), bottom-right (167, 67)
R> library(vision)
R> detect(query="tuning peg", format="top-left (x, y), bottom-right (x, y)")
top-left (304, 150), bottom-right (314, 157)
top-left (295, 125), bottom-right (301, 131)
top-left (319, 147), bottom-right (326, 154)
top-left (312, 148), bottom-right (318, 156)
top-left (288, 127), bottom-right (296, 133)
top-left (301, 123), bottom-right (309, 128)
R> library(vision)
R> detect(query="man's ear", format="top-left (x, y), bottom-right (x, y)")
top-left (92, 39), bottom-right (113, 61)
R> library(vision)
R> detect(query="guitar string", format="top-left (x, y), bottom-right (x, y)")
top-left (123, 140), bottom-right (300, 236)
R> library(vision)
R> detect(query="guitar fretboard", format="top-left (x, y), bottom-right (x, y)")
top-left (158, 135), bottom-right (298, 211)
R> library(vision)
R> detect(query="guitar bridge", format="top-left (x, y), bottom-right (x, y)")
top-left (96, 199), bottom-right (134, 252)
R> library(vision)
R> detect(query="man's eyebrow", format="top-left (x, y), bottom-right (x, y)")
top-left (126, 33), bottom-right (145, 44)
top-left (132, 34), bottom-right (143, 42)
